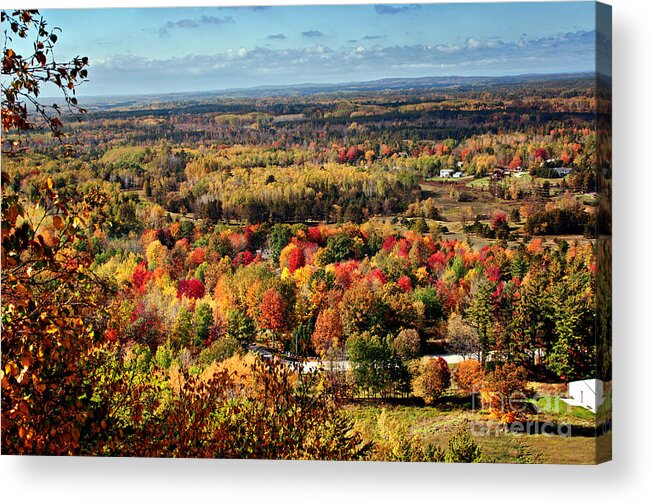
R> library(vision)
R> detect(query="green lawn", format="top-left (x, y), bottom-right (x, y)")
top-left (426, 176), bottom-right (474, 183)
top-left (466, 176), bottom-right (491, 189)
top-left (531, 395), bottom-right (596, 423)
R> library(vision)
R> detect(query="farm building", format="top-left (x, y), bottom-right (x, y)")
top-left (562, 379), bottom-right (605, 412)
top-left (554, 167), bottom-right (572, 176)
top-left (440, 169), bottom-right (455, 178)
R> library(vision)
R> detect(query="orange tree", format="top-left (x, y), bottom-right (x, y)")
top-left (479, 363), bottom-right (530, 423)
top-left (454, 358), bottom-right (484, 395)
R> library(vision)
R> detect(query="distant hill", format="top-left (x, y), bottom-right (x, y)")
top-left (73, 72), bottom-right (594, 112)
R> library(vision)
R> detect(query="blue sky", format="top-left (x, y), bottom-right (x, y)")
top-left (35, 2), bottom-right (598, 96)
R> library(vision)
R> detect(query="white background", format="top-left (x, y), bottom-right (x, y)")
top-left (2, 0), bottom-right (650, 502)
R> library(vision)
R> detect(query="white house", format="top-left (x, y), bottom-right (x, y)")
top-left (563, 379), bottom-right (605, 412)
top-left (554, 167), bottom-right (572, 176)
top-left (440, 169), bottom-right (454, 178)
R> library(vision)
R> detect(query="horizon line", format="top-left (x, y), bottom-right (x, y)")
top-left (45, 70), bottom-right (597, 101)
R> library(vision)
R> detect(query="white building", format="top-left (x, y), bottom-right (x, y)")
top-left (440, 169), bottom-right (454, 178)
top-left (562, 379), bottom-right (605, 412)
top-left (554, 167), bottom-right (572, 176)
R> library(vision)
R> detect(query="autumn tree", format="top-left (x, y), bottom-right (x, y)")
top-left (258, 288), bottom-right (287, 347)
top-left (287, 246), bottom-right (305, 273)
top-left (413, 286), bottom-right (443, 321)
top-left (177, 277), bottom-right (205, 301)
top-left (268, 224), bottom-right (291, 264)
top-left (194, 302), bottom-right (214, 346)
top-left (1, 178), bottom-right (112, 454)
top-left (346, 333), bottom-right (409, 398)
top-left (490, 211), bottom-right (510, 240)
top-left (392, 328), bottom-right (421, 360)
top-left (171, 305), bottom-right (194, 348)
top-left (312, 308), bottom-right (344, 357)
top-left (1, 9), bottom-right (108, 455)
top-left (453, 359), bottom-right (484, 395)
top-left (547, 271), bottom-right (595, 381)
top-left (465, 278), bottom-right (495, 363)
top-left (226, 309), bottom-right (256, 346)
top-left (413, 357), bottom-right (451, 404)
top-left (2, 9), bottom-right (89, 156)
top-left (480, 363), bottom-right (529, 423)
top-left (446, 313), bottom-right (481, 360)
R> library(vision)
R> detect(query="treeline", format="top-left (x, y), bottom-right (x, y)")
top-left (188, 163), bottom-right (420, 224)
top-left (85, 212), bottom-right (600, 385)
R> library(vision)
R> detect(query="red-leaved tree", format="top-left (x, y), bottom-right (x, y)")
top-left (177, 278), bottom-right (205, 300)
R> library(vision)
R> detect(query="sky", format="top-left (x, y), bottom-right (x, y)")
top-left (27, 2), bottom-right (599, 97)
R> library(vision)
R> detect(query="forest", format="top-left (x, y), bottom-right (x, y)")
top-left (1, 9), bottom-right (611, 462)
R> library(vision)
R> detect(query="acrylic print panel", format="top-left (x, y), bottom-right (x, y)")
top-left (1, 1), bottom-right (611, 463)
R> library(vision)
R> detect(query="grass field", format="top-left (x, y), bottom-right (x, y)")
top-left (347, 396), bottom-right (607, 464)
top-left (416, 178), bottom-right (594, 249)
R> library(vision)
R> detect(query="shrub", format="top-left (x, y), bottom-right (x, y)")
top-left (414, 357), bottom-right (451, 404)
top-left (480, 363), bottom-right (529, 422)
top-left (373, 409), bottom-right (444, 462)
top-left (454, 359), bottom-right (484, 394)
top-left (444, 429), bottom-right (482, 463)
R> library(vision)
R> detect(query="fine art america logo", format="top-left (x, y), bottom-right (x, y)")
top-left (470, 390), bottom-right (572, 437)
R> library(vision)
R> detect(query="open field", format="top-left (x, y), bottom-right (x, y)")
top-left (417, 179), bottom-right (594, 248)
top-left (348, 397), bottom-right (608, 464)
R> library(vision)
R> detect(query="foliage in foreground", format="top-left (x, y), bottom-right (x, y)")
top-left (372, 410), bottom-right (482, 463)
top-left (85, 353), bottom-right (370, 459)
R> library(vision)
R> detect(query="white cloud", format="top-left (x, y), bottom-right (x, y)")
top-left (87, 30), bottom-right (596, 95)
